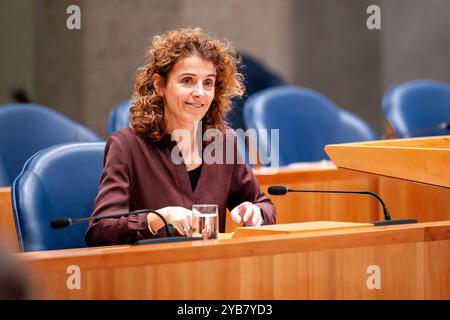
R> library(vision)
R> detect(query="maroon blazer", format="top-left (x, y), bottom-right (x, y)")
top-left (85, 128), bottom-right (276, 246)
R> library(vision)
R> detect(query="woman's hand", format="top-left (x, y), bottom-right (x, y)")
top-left (148, 206), bottom-right (192, 235)
top-left (230, 202), bottom-right (263, 226)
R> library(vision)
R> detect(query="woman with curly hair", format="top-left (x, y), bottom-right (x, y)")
top-left (85, 28), bottom-right (275, 246)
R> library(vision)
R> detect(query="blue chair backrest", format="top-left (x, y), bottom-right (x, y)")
top-left (383, 80), bottom-right (450, 138)
top-left (0, 103), bottom-right (103, 187)
top-left (228, 53), bottom-right (285, 131)
top-left (108, 99), bottom-right (132, 135)
top-left (12, 142), bottom-right (105, 252)
top-left (244, 86), bottom-right (377, 166)
top-left (227, 54), bottom-right (285, 166)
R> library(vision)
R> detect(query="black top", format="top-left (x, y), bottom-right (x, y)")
top-left (187, 165), bottom-right (202, 192)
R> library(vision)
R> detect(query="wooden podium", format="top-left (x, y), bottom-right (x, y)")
top-left (325, 135), bottom-right (450, 188)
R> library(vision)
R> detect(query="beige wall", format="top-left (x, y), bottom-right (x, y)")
top-left (34, 0), bottom-right (83, 122)
top-left (82, 0), bottom-right (297, 135)
top-left (0, 0), bottom-right (34, 104)
top-left (81, 0), bottom-right (182, 135)
top-left (292, 0), bottom-right (383, 132)
top-left (179, 0), bottom-right (297, 84)
top-left (381, 0), bottom-right (450, 90)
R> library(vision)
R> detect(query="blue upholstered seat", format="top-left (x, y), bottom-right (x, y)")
top-left (0, 103), bottom-right (102, 187)
top-left (383, 80), bottom-right (450, 138)
top-left (244, 86), bottom-right (377, 166)
top-left (108, 99), bottom-right (132, 135)
top-left (12, 143), bottom-right (105, 251)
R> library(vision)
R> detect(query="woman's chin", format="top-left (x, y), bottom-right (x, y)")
top-left (183, 106), bottom-right (208, 119)
top-left (178, 113), bottom-right (204, 125)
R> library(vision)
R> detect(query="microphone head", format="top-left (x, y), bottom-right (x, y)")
top-left (440, 121), bottom-right (450, 130)
top-left (268, 185), bottom-right (289, 195)
top-left (50, 218), bottom-right (72, 229)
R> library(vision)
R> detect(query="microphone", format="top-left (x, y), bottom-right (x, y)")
top-left (50, 209), bottom-right (203, 244)
top-left (382, 121), bottom-right (450, 139)
top-left (268, 185), bottom-right (417, 226)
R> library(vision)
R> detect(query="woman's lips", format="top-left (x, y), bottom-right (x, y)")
top-left (185, 102), bottom-right (205, 108)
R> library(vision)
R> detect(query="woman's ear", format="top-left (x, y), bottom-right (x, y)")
top-left (151, 74), bottom-right (165, 96)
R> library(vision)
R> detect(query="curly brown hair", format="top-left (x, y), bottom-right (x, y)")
top-left (130, 27), bottom-right (244, 141)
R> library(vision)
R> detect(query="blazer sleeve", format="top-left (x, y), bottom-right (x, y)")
top-left (226, 134), bottom-right (276, 225)
top-left (84, 134), bottom-right (151, 246)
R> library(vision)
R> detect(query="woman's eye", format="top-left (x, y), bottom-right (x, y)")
top-left (204, 80), bottom-right (214, 87)
top-left (182, 77), bottom-right (193, 84)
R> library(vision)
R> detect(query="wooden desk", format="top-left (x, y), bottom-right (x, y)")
top-left (3, 168), bottom-right (450, 249)
top-left (323, 136), bottom-right (450, 223)
top-left (253, 167), bottom-right (450, 228)
top-left (232, 221), bottom-right (373, 238)
top-left (253, 167), bottom-right (379, 225)
top-left (0, 187), bottom-right (18, 251)
top-left (17, 220), bottom-right (450, 299)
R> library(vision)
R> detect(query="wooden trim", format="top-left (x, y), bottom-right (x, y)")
top-left (0, 187), bottom-right (18, 251)
top-left (385, 119), bottom-right (397, 139)
top-left (17, 221), bottom-right (450, 271)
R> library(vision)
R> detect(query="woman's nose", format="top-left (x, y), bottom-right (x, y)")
top-left (192, 83), bottom-right (205, 96)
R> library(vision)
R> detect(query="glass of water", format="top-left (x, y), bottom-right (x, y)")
top-left (191, 204), bottom-right (219, 240)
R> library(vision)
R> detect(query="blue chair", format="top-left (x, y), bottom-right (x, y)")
top-left (244, 86), bottom-right (377, 166)
top-left (0, 103), bottom-right (103, 187)
top-left (383, 80), bottom-right (450, 138)
top-left (226, 54), bottom-right (285, 166)
top-left (108, 99), bottom-right (132, 135)
top-left (12, 142), bottom-right (105, 251)
top-left (228, 53), bottom-right (285, 131)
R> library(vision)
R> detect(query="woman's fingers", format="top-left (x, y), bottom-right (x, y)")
top-left (182, 221), bottom-right (192, 236)
top-left (243, 204), bottom-right (253, 224)
top-left (230, 206), bottom-right (242, 223)
top-left (230, 202), bottom-right (261, 226)
top-left (173, 219), bottom-right (191, 236)
top-left (252, 208), bottom-right (262, 226)
top-left (166, 207), bottom-right (192, 235)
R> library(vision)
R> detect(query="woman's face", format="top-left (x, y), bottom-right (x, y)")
top-left (153, 55), bottom-right (216, 130)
